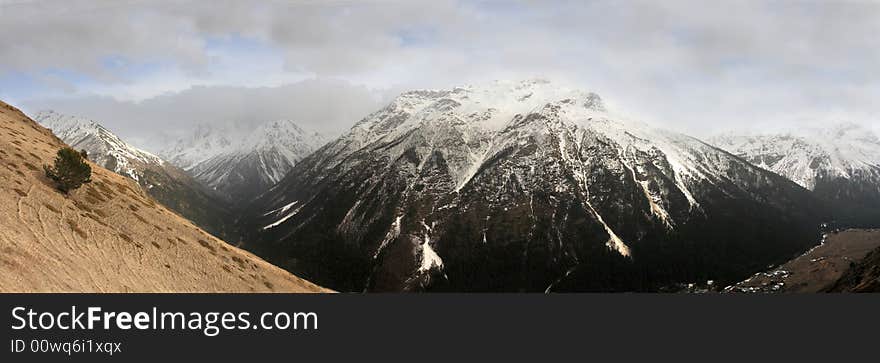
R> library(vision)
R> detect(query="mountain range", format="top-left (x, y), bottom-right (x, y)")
top-left (13, 80), bottom-right (880, 293)
top-left (161, 120), bottom-right (328, 201)
top-left (33, 110), bottom-right (238, 240)
top-left (711, 124), bottom-right (880, 227)
top-left (240, 80), bottom-right (829, 292)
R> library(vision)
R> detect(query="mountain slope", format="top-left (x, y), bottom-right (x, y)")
top-left (728, 229), bottom-right (880, 293)
top-left (164, 120), bottom-right (328, 201)
top-left (711, 124), bottom-right (880, 227)
top-left (241, 80), bottom-right (828, 292)
top-left (33, 111), bottom-right (239, 241)
top-left (0, 100), bottom-right (327, 292)
top-left (824, 230), bottom-right (880, 292)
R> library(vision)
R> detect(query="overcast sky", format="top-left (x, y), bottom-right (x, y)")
top-left (1, 0), bottom-right (878, 150)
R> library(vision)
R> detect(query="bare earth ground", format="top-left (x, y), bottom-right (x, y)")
top-left (0, 100), bottom-right (330, 292)
top-left (727, 229), bottom-right (880, 293)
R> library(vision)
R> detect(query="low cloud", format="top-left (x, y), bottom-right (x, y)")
top-left (2, 0), bottom-right (879, 138)
top-left (20, 78), bottom-right (385, 151)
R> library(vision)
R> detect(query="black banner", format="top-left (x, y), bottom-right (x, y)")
top-left (1, 294), bottom-right (877, 362)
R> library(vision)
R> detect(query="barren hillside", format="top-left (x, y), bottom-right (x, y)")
top-left (824, 230), bottom-right (880, 292)
top-left (0, 100), bottom-right (328, 292)
top-left (727, 229), bottom-right (880, 293)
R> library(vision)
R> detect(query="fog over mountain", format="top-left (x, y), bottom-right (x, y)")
top-left (2, 0), bottom-right (878, 145)
top-left (18, 79), bottom-right (385, 151)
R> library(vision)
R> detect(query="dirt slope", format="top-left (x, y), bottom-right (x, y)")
top-left (727, 229), bottom-right (880, 293)
top-left (0, 100), bottom-right (329, 292)
top-left (824, 231), bottom-right (880, 292)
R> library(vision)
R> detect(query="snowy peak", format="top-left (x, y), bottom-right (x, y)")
top-left (712, 122), bottom-right (880, 227)
top-left (34, 110), bottom-right (164, 181)
top-left (164, 119), bottom-right (328, 200)
top-left (351, 79), bottom-right (607, 141)
top-left (333, 79), bottom-right (738, 204)
top-left (336, 80), bottom-right (614, 178)
top-left (163, 122), bottom-right (238, 170)
top-left (165, 119), bottom-right (327, 168)
top-left (711, 123), bottom-right (880, 190)
top-left (243, 119), bottom-right (328, 159)
top-left (240, 119), bottom-right (329, 184)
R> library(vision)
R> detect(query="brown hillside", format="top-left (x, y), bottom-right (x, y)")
top-left (728, 229), bottom-right (880, 293)
top-left (824, 230), bottom-right (880, 292)
top-left (0, 100), bottom-right (328, 292)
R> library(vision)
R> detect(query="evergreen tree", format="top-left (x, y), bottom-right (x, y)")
top-left (44, 147), bottom-right (92, 193)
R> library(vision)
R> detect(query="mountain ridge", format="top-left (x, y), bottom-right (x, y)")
top-left (711, 124), bottom-right (880, 227)
top-left (32, 110), bottom-right (239, 241)
top-left (163, 119), bottom-right (328, 201)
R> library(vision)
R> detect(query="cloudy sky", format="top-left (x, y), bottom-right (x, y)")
top-left (1, 0), bottom-right (878, 149)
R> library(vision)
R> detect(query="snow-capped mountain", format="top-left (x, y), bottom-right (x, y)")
top-left (35, 110), bottom-right (164, 182)
top-left (162, 123), bottom-right (239, 170)
top-left (711, 124), bottom-right (880, 226)
top-left (163, 120), bottom-right (328, 201)
top-left (241, 80), bottom-right (827, 292)
top-left (34, 110), bottom-right (238, 240)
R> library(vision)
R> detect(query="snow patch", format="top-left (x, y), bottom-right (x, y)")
top-left (262, 204), bottom-right (304, 230)
top-left (418, 240), bottom-right (444, 273)
top-left (374, 215), bottom-right (403, 259)
top-left (582, 199), bottom-right (631, 257)
top-left (263, 200), bottom-right (299, 217)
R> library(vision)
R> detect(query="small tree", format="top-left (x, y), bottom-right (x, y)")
top-left (44, 147), bottom-right (92, 193)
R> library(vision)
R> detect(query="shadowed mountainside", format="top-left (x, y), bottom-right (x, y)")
top-left (240, 80), bottom-right (828, 292)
